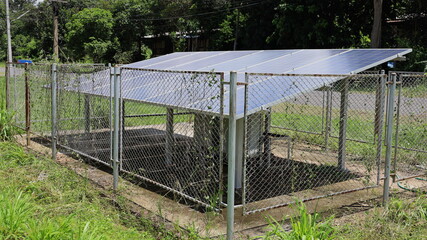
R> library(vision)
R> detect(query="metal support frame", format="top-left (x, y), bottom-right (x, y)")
top-left (165, 108), bottom-right (174, 165)
top-left (226, 71), bottom-right (237, 240)
top-left (338, 78), bottom-right (349, 170)
top-left (324, 86), bottom-right (333, 150)
top-left (84, 95), bottom-right (91, 133)
top-left (112, 66), bottom-right (121, 190)
top-left (51, 63), bottom-right (57, 159)
top-left (375, 71), bottom-right (386, 184)
top-left (24, 63), bottom-right (31, 146)
top-left (383, 73), bottom-right (397, 205)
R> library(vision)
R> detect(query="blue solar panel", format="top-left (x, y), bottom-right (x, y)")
top-left (67, 49), bottom-right (412, 118)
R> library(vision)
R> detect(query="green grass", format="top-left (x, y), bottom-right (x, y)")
top-left (338, 196), bottom-right (427, 239)
top-left (263, 202), bottom-right (336, 240)
top-left (0, 141), bottom-right (190, 240)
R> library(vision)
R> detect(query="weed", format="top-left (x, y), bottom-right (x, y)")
top-left (0, 109), bottom-right (17, 141)
top-left (263, 202), bottom-right (336, 240)
top-left (0, 189), bottom-right (34, 239)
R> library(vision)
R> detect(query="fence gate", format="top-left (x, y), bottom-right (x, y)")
top-left (390, 72), bottom-right (427, 182)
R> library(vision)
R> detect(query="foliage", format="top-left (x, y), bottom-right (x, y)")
top-left (65, 8), bottom-right (115, 62)
top-left (1, 0), bottom-right (426, 68)
top-left (263, 202), bottom-right (336, 240)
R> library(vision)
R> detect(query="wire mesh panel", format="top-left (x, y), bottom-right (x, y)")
top-left (120, 68), bottom-right (225, 209)
top-left (28, 64), bottom-right (52, 138)
top-left (242, 73), bottom-right (383, 214)
top-left (8, 63), bottom-right (27, 129)
top-left (392, 72), bottom-right (427, 180)
top-left (56, 64), bottom-right (111, 166)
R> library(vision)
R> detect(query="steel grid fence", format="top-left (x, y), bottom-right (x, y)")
top-left (120, 68), bottom-right (225, 209)
top-left (242, 73), bottom-right (385, 214)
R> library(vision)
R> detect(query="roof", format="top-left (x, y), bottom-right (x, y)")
top-left (66, 49), bottom-right (412, 119)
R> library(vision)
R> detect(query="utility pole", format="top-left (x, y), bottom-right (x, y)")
top-left (52, 1), bottom-right (59, 61)
top-left (5, 0), bottom-right (13, 63)
top-left (51, 0), bottom-right (67, 62)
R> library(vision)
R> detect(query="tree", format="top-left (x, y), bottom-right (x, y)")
top-left (65, 8), bottom-right (114, 62)
top-left (370, 0), bottom-right (383, 48)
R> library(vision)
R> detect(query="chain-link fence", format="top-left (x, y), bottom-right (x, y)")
top-left (120, 68), bottom-right (225, 209)
top-left (8, 63), bottom-right (27, 130)
top-left (390, 72), bottom-right (427, 181)
top-left (241, 73), bottom-right (386, 214)
top-left (56, 64), bottom-right (112, 166)
top-left (6, 62), bottom-right (426, 216)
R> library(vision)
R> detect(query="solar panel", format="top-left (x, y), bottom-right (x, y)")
top-left (64, 49), bottom-right (412, 119)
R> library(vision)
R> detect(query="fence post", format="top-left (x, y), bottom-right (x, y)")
top-left (392, 74), bottom-right (402, 181)
top-left (383, 73), bottom-right (396, 205)
top-left (113, 66), bottom-right (120, 190)
top-left (375, 71), bottom-right (386, 184)
top-left (25, 63), bottom-right (31, 146)
top-left (165, 108), bottom-right (174, 165)
top-left (338, 77), bottom-right (349, 170)
top-left (324, 86), bottom-right (332, 150)
top-left (109, 64), bottom-right (113, 165)
top-left (51, 63), bottom-right (57, 159)
top-left (84, 95), bottom-right (91, 133)
top-left (227, 71), bottom-right (237, 240)
top-left (5, 62), bottom-right (10, 110)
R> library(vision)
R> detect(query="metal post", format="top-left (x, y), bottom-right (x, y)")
top-left (113, 66), bottom-right (120, 190)
top-left (383, 73), bottom-right (396, 205)
top-left (392, 74), bottom-right (402, 180)
top-left (324, 86), bottom-right (332, 150)
top-left (242, 73), bottom-right (248, 213)
top-left (264, 108), bottom-right (272, 164)
top-left (375, 71), bottom-right (386, 184)
top-left (84, 95), bottom-right (91, 133)
top-left (25, 63), bottom-right (31, 146)
top-left (338, 78), bottom-right (349, 170)
top-left (227, 71), bottom-right (237, 240)
top-left (109, 64), bottom-right (113, 164)
top-left (5, 63), bottom-right (10, 109)
top-left (51, 63), bottom-right (57, 159)
top-left (165, 108), bottom-right (174, 165)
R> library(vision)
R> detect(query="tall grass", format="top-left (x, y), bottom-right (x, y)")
top-left (0, 190), bottom-right (33, 239)
top-left (0, 141), bottom-right (164, 240)
top-left (338, 196), bottom-right (427, 239)
top-left (263, 202), bottom-right (336, 240)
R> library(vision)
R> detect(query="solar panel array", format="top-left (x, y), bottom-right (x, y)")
top-left (63, 49), bottom-right (412, 118)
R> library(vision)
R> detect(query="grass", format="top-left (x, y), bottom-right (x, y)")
top-left (0, 141), bottom-right (192, 240)
top-left (337, 196), bottom-right (427, 239)
top-left (263, 202), bottom-right (336, 240)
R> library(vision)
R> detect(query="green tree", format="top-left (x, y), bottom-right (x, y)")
top-left (65, 8), bottom-right (114, 62)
